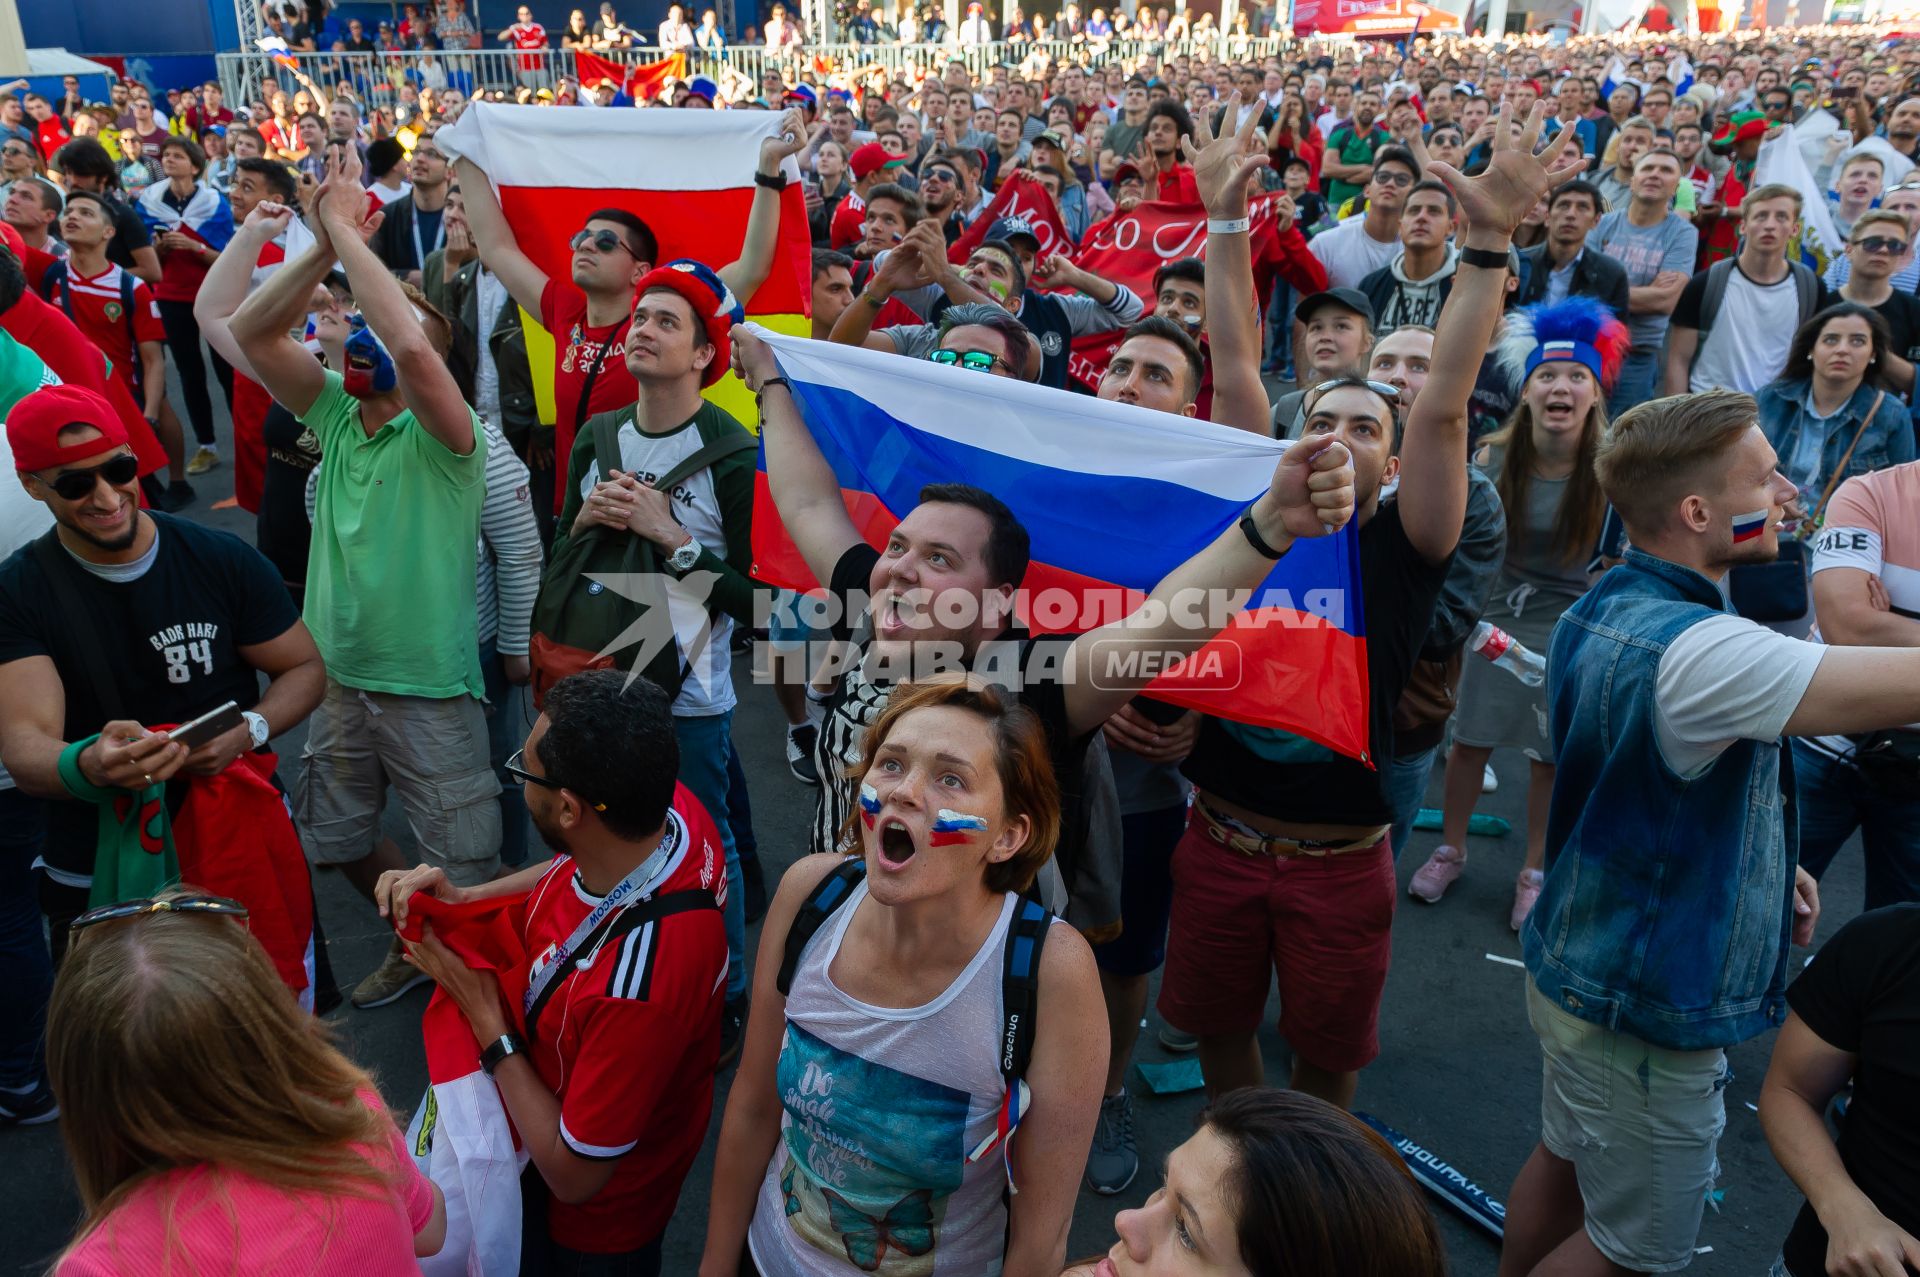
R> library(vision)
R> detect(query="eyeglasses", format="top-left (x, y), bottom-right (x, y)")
top-left (72, 894), bottom-right (249, 932)
top-left (1, 145), bottom-right (31, 158)
top-left (929, 348), bottom-right (1010, 374)
top-left (1371, 170), bottom-right (1414, 188)
top-left (505, 746), bottom-right (607, 811)
top-left (1309, 375), bottom-right (1403, 402)
top-left (43, 453), bottom-right (140, 501)
top-left (570, 227), bottom-right (636, 258)
top-left (1856, 235), bottom-right (1910, 255)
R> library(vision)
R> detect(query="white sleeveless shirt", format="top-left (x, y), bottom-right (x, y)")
top-left (748, 883), bottom-right (1018, 1276)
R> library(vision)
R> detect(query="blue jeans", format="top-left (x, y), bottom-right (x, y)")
top-left (480, 644), bottom-right (532, 868)
top-left (0, 788), bottom-right (51, 1086)
top-left (1792, 738), bottom-right (1920, 909)
top-left (674, 712), bottom-right (746, 1001)
top-left (725, 737), bottom-right (758, 868)
top-left (1385, 745), bottom-right (1439, 861)
top-left (1608, 348), bottom-right (1662, 420)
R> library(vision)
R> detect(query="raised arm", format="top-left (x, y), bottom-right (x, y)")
top-left (195, 202), bottom-right (294, 380)
top-left (451, 155), bottom-right (550, 317)
top-left (1059, 431), bottom-right (1356, 737)
top-left (718, 109), bottom-right (808, 304)
top-left (1185, 90), bottom-right (1272, 436)
top-left (732, 326), bottom-right (863, 583)
top-left (1402, 101), bottom-right (1588, 565)
top-left (320, 147), bottom-right (476, 456)
top-left (229, 204), bottom-right (340, 417)
top-left (829, 243), bottom-right (932, 351)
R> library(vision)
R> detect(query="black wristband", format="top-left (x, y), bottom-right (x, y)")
top-left (1239, 508), bottom-right (1287, 560)
top-left (1458, 246), bottom-right (1511, 271)
top-left (754, 170), bottom-right (790, 191)
top-left (756, 376), bottom-right (792, 405)
top-left (480, 1032), bottom-right (528, 1076)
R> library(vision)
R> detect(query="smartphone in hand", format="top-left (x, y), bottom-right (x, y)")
top-left (169, 701), bottom-right (244, 751)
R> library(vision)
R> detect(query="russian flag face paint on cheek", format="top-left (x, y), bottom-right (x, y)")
top-left (928, 809), bottom-right (990, 847)
top-left (1732, 509), bottom-right (1769, 544)
top-left (859, 782), bottom-right (881, 829)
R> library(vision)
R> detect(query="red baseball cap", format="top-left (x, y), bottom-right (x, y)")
top-left (850, 141), bottom-right (906, 180)
top-left (7, 385), bottom-right (130, 474)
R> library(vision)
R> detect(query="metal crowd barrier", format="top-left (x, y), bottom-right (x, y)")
top-left (216, 37), bottom-right (1291, 111)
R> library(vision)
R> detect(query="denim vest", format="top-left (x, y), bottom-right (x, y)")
top-left (1522, 550), bottom-right (1797, 1051)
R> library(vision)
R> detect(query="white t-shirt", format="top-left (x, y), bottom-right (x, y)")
top-left (1308, 216), bottom-right (1401, 291)
top-left (1653, 612), bottom-right (1827, 778)
top-left (1687, 266), bottom-right (1802, 394)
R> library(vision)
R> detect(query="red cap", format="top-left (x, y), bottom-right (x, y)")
top-left (7, 385), bottom-right (129, 473)
top-left (634, 260), bottom-right (744, 388)
top-left (850, 141), bottom-right (906, 180)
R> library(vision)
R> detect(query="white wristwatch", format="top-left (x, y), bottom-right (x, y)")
top-left (666, 536), bottom-right (703, 574)
top-left (242, 710), bottom-right (270, 748)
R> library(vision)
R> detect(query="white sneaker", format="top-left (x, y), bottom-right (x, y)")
top-left (1482, 762), bottom-right (1499, 794)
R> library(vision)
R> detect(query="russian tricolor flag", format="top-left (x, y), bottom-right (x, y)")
top-left (1731, 509), bottom-right (1770, 544)
top-left (433, 104), bottom-right (812, 429)
top-left (749, 331), bottom-right (1373, 762)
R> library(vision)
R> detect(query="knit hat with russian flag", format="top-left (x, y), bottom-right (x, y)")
top-left (635, 259), bottom-right (745, 387)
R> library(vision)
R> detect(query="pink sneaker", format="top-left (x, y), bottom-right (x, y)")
top-left (1511, 869), bottom-right (1546, 932)
top-left (1408, 845), bottom-right (1467, 903)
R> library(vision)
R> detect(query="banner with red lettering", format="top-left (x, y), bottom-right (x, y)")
top-left (1066, 192), bottom-right (1329, 391)
top-left (948, 174), bottom-right (1075, 266)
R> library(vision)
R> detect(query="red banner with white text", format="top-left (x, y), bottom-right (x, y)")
top-left (948, 174), bottom-right (1075, 267)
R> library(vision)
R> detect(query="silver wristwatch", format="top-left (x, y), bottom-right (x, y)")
top-left (666, 536), bottom-right (703, 573)
top-left (242, 710), bottom-right (270, 748)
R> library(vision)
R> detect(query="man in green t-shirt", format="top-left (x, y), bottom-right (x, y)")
top-left (231, 147), bottom-right (500, 1010)
top-left (1322, 89), bottom-right (1391, 211)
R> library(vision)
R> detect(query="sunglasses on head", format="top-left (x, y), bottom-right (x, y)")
top-left (570, 227), bottom-right (635, 257)
top-left (72, 894), bottom-right (249, 932)
top-left (505, 745), bottom-right (608, 811)
top-left (1310, 375), bottom-right (1403, 403)
top-left (1856, 235), bottom-right (1910, 255)
top-left (44, 453), bottom-right (140, 501)
top-left (928, 348), bottom-right (1009, 374)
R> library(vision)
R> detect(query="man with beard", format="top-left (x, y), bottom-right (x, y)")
top-left (1322, 88), bottom-right (1392, 209)
top-left (375, 670), bottom-right (729, 1271)
top-left (230, 150), bottom-right (501, 1010)
top-left (0, 382), bottom-right (325, 974)
top-left (915, 150), bottom-right (971, 244)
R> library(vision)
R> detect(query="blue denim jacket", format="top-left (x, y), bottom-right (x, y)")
top-left (1523, 550), bottom-right (1798, 1051)
top-left (1755, 378), bottom-right (1916, 517)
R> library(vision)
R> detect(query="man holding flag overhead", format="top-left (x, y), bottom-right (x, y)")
top-left (1165, 100), bottom-right (1591, 1115)
top-left (441, 105), bottom-right (808, 511)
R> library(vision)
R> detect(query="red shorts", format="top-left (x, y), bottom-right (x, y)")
top-left (1157, 808), bottom-right (1395, 1073)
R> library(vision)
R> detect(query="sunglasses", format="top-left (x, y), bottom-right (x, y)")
top-left (1856, 235), bottom-right (1910, 255)
top-left (1371, 170), bottom-right (1414, 188)
top-left (928, 348), bottom-right (1010, 374)
top-left (924, 167), bottom-right (960, 183)
top-left (1, 145), bottom-right (31, 157)
top-left (72, 894), bottom-right (249, 932)
top-left (44, 453), bottom-right (140, 501)
top-left (505, 746), bottom-right (607, 811)
top-left (570, 227), bottom-right (636, 258)
top-left (1310, 376), bottom-right (1403, 402)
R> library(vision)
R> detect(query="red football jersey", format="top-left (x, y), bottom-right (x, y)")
top-left (52, 263), bottom-right (165, 395)
top-left (521, 782), bottom-right (728, 1253)
top-left (540, 277), bottom-right (637, 505)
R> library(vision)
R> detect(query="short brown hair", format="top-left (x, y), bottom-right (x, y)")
top-left (846, 674), bottom-right (1060, 894)
top-left (1742, 182), bottom-right (1803, 215)
top-left (1596, 390), bottom-right (1758, 535)
top-left (1852, 209), bottom-right (1911, 241)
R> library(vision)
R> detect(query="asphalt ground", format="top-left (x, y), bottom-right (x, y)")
top-left (0, 372), bottom-right (1872, 1276)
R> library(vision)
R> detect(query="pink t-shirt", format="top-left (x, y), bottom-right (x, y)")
top-left (56, 1092), bottom-right (437, 1276)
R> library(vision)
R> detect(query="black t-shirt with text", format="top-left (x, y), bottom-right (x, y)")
top-left (258, 401), bottom-right (321, 601)
top-left (0, 514), bottom-right (299, 878)
top-left (1780, 904), bottom-right (1920, 1277)
top-left (1181, 499), bottom-right (1450, 827)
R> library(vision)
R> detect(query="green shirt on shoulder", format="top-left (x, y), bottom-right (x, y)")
top-left (300, 369), bottom-right (488, 700)
top-left (1326, 124), bottom-right (1391, 211)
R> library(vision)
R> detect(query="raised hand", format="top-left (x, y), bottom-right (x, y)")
top-left (761, 107), bottom-right (809, 170)
top-left (244, 200), bottom-right (296, 237)
top-left (1425, 101), bottom-right (1587, 238)
top-left (316, 144), bottom-right (367, 231)
top-left (1181, 89), bottom-right (1270, 216)
top-left (1264, 435), bottom-right (1356, 542)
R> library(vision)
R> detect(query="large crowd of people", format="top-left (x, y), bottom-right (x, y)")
top-left (2, 14), bottom-right (1920, 1277)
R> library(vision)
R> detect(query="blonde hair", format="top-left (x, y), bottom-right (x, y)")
top-left (1742, 182), bottom-right (1803, 215)
top-left (1595, 389), bottom-right (1757, 536)
top-left (49, 891), bottom-right (398, 1265)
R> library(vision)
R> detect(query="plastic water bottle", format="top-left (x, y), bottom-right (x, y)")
top-left (1469, 621), bottom-right (1547, 688)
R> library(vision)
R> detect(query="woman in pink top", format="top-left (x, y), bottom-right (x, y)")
top-left (47, 892), bottom-right (447, 1276)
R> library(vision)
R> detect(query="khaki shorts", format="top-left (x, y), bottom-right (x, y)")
top-left (294, 680), bottom-right (502, 886)
top-left (1527, 983), bottom-right (1729, 1274)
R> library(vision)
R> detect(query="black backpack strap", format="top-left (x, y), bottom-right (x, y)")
top-left (997, 897), bottom-right (1052, 1083)
top-left (775, 858), bottom-right (867, 997)
top-left (524, 888), bottom-right (718, 1040)
top-left (119, 270), bottom-right (143, 398)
